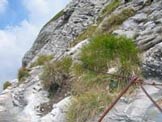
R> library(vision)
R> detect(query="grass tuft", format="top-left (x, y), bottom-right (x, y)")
top-left (101, 0), bottom-right (120, 16)
top-left (18, 67), bottom-right (30, 82)
top-left (102, 8), bottom-right (135, 32)
top-left (67, 34), bottom-right (140, 122)
top-left (30, 55), bottom-right (53, 67)
top-left (80, 34), bottom-right (139, 73)
top-left (41, 57), bottom-right (72, 96)
top-left (67, 91), bottom-right (112, 122)
top-left (70, 25), bottom-right (97, 47)
top-left (3, 81), bottom-right (12, 90)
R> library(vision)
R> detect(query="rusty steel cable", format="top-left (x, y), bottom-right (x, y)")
top-left (106, 73), bottom-right (162, 86)
top-left (98, 75), bottom-right (162, 122)
top-left (142, 82), bottom-right (162, 86)
top-left (98, 76), bottom-right (138, 122)
top-left (140, 84), bottom-right (162, 113)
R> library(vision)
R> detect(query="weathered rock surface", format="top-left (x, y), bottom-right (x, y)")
top-left (112, 0), bottom-right (162, 79)
top-left (103, 81), bottom-right (162, 122)
top-left (1, 0), bottom-right (162, 122)
top-left (41, 97), bottom-right (71, 122)
top-left (0, 67), bottom-right (49, 122)
top-left (23, 0), bottom-right (110, 66)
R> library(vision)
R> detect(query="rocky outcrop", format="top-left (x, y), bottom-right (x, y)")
top-left (23, 0), bottom-right (110, 66)
top-left (102, 81), bottom-right (162, 122)
top-left (0, 66), bottom-right (49, 122)
top-left (1, 0), bottom-right (162, 122)
top-left (112, 0), bottom-right (162, 79)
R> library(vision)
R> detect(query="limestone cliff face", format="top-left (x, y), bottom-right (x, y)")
top-left (23, 0), bottom-right (110, 66)
top-left (1, 0), bottom-right (162, 122)
top-left (23, 0), bottom-right (162, 79)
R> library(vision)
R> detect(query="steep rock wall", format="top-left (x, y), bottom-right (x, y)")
top-left (23, 0), bottom-right (110, 66)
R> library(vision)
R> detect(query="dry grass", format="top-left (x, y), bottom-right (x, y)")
top-left (67, 34), bottom-right (141, 122)
top-left (98, 0), bottom-right (120, 22)
top-left (30, 55), bottom-right (53, 67)
top-left (70, 24), bottom-right (97, 47)
top-left (67, 90), bottom-right (112, 122)
top-left (18, 67), bottom-right (30, 82)
top-left (102, 8), bottom-right (135, 32)
top-left (41, 57), bottom-right (72, 97)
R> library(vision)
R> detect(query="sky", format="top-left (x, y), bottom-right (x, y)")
top-left (0, 0), bottom-right (71, 91)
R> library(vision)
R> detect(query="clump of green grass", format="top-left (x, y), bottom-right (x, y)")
top-left (102, 8), bottom-right (135, 32)
top-left (67, 34), bottom-right (140, 122)
top-left (41, 57), bottom-right (72, 96)
top-left (70, 24), bottom-right (97, 47)
top-left (3, 81), bottom-right (12, 90)
top-left (30, 55), bottom-right (53, 67)
top-left (18, 67), bottom-right (30, 82)
top-left (67, 91), bottom-right (112, 122)
top-left (80, 34), bottom-right (139, 73)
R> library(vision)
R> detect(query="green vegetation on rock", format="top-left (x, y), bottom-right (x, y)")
top-left (67, 34), bottom-right (140, 122)
top-left (18, 67), bottom-right (30, 82)
top-left (30, 55), bottom-right (53, 67)
top-left (101, 0), bottom-right (120, 17)
top-left (102, 8), bottom-right (135, 32)
top-left (70, 0), bottom-right (121, 48)
top-left (67, 91), bottom-right (112, 122)
top-left (41, 57), bottom-right (72, 96)
top-left (3, 81), bottom-right (12, 90)
top-left (50, 10), bottom-right (64, 21)
top-left (70, 24), bottom-right (98, 47)
top-left (80, 34), bottom-right (139, 73)
top-left (44, 10), bottom-right (64, 27)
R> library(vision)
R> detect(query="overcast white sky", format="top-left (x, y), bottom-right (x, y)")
top-left (0, 0), bottom-right (71, 91)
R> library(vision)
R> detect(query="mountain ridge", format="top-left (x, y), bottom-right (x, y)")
top-left (1, 0), bottom-right (162, 122)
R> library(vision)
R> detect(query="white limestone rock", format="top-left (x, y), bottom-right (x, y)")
top-left (41, 97), bottom-right (71, 122)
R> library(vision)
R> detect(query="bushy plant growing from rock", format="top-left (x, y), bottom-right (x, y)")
top-left (18, 67), bottom-right (30, 82)
top-left (80, 34), bottom-right (139, 73)
top-left (30, 55), bottom-right (53, 67)
top-left (3, 81), bottom-right (12, 90)
top-left (41, 57), bottom-right (72, 96)
top-left (67, 34), bottom-right (140, 122)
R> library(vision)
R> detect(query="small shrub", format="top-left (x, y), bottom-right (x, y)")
top-left (67, 91), bottom-right (112, 122)
top-left (18, 67), bottom-right (30, 82)
top-left (3, 81), bottom-right (12, 90)
top-left (102, 8), bottom-right (135, 32)
top-left (41, 57), bottom-right (72, 95)
top-left (80, 34), bottom-right (139, 73)
top-left (30, 55), bottom-right (53, 67)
